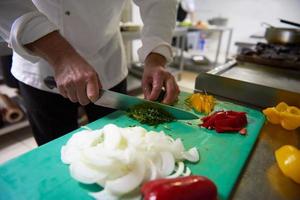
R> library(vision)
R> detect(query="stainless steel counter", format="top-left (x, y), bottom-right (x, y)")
top-left (195, 60), bottom-right (300, 108)
top-left (232, 123), bottom-right (300, 200)
top-left (195, 60), bottom-right (300, 199)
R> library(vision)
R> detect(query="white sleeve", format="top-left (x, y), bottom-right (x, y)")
top-left (0, 0), bottom-right (58, 62)
top-left (133, 0), bottom-right (177, 63)
top-left (181, 0), bottom-right (196, 13)
top-left (152, 44), bottom-right (173, 63)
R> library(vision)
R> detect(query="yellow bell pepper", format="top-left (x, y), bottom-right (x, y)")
top-left (186, 93), bottom-right (215, 114)
top-left (275, 145), bottom-right (300, 184)
top-left (263, 102), bottom-right (300, 130)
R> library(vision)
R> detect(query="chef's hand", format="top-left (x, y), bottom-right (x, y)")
top-left (25, 31), bottom-right (101, 105)
top-left (142, 53), bottom-right (180, 105)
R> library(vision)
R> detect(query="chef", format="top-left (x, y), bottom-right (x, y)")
top-left (0, 0), bottom-right (180, 145)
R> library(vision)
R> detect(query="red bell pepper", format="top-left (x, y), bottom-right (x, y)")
top-left (141, 175), bottom-right (217, 200)
top-left (201, 111), bottom-right (247, 133)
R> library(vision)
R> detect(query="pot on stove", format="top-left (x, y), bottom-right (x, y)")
top-left (262, 22), bottom-right (300, 45)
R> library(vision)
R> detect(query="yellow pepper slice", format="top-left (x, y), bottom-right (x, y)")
top-left (275, 145), bottom-right (300, 184)
top-left (275, 102), bottom-right (288, 112)
top-left (263, 102), bottom-right (300, 130)
top-left (186, 93), bottom-right (215, 114)
top-left (280, 111), bottom-right (300, 131)
top-left (263, 107), bottom-right (281, 124)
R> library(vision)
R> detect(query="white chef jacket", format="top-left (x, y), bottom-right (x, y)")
top-left (181, 0), bottom-right (196, 13)
top-left (0, 0), bottom-right (177, 92)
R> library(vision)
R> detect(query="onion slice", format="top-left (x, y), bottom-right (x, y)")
top-left (70, 161), bottom-right (106, 184)
top-left (160, 151), bottom-right (175, 176)
top-left (167, 161), bottom-right (185, 178)
top-left (182, 147), bottom-right (200, 162)
top-left (105, 158), bottom-right (146, 196)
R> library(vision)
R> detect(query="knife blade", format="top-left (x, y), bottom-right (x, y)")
top-left (96, 89), bottom-right (199, 120)
top-left (44, 76), bottom-right (199, 120)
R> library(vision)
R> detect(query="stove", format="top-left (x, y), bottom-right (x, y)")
top-left (237, 42), bottom-right (300, 70)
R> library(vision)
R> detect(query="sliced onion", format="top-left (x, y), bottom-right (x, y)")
top-left (183, 166), bottom-right (192, 176)
top-left (89, 190), bottom-right (118, 200)
top-left (61, 146), bottom-right (80, 164)
top-left (182, 147), bottom-right (200, 163)
top-left (105, 158), bottom-right (146, 196)
top-left (103, 124), bottom-right (122, 149)
top-left (81, 147), bottom-right (117, 168)
top-left (146, 159), bottom-right (159, 181)
top-left (67, 130), bottom-right (102, 148)
top-left (61, 124), bottom-right (200, 199)
top-left (70, 161), bottom-right (106, 184)
top-left (171, 139), bottom-right (185, 159)
top-left (167, 161), bottom-right (185, 178)
top-left (61, 131), bottom-right (103, 164)
top-left (159, 151), bottom-right (175, 176)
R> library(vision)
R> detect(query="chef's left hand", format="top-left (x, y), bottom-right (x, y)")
top-left (142, 53), bottom-right (180, 105)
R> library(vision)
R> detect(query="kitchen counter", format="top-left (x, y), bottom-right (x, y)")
top-left (232, 123), bottom-right (300, 200)
top-left (195, 60), bottom-right (300, 200)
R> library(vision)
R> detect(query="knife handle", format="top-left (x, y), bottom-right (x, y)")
top-left (156, 89), bottom-right (166, 102)
top-left (44, 76), bottom-right (57, 89)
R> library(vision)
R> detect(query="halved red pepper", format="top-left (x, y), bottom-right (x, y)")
top-left (201, 111), bottom-right (247, 133)
top-left (141, 175), bottom-right (217, 200)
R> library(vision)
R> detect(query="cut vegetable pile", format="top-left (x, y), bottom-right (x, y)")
top-left (185, 93), bottom-right (215, 114)
top-left (263, 102), bottom-right (300, 130)
top-left (127, 103), bottom-right (175, 126)
top-left (61, 124), bottom-right (199, 199)
top-left (200, 111), bottom-right (248, 134)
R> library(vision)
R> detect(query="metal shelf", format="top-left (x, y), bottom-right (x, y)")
top-left (0, 89), bottom-right (30, 136)
top-left (0, 119), bottom-right (29, 136)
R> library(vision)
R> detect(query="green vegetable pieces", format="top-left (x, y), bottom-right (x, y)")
top-left (127, 103), bottom-right (175, 126)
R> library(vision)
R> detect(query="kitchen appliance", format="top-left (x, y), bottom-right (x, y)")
top-left (237, 42), bottom-right (300, 70)
top-left (262, 23), bottom-right (300, 45)
top-left (279, 18), bottom-right (300, 28)
top-left (208, 17), bottom-right (228, 27)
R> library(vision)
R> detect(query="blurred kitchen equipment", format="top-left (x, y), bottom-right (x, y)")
top-left (237, 42), bottom-right (300, 70)
top-left (279, 19), bottom-right (300, 28)
top-left (262, 23), bottom-right (300, 45)
top-left (0, 94), bottom-right (24, 123)
top-left (195, 59), bottom-right (300, 108)
top-left (208, 17), bottom-right (228, 27)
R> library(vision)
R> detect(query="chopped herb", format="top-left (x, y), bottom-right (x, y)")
top-left (127, 103), bottom-right (175, 126)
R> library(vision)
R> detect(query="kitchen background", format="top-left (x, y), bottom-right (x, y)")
top-left (131, 0), bottom-right (300, 62)
top-left (0, 0), bottom-right (300, 163)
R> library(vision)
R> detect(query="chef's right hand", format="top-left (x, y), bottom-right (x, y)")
top-left (53, 54), bottom-right (101, 105)
top-left (25, 31), bottom-right (101, 105)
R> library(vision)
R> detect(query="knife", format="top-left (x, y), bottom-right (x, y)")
top-left (44, 76), bottom-right (199, 120)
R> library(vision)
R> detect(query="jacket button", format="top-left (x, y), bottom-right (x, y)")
top-left (65, 11), bottom-right (71, 16)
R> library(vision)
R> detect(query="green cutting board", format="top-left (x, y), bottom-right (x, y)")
top-left (0, 93), bottom-right (265, 200)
